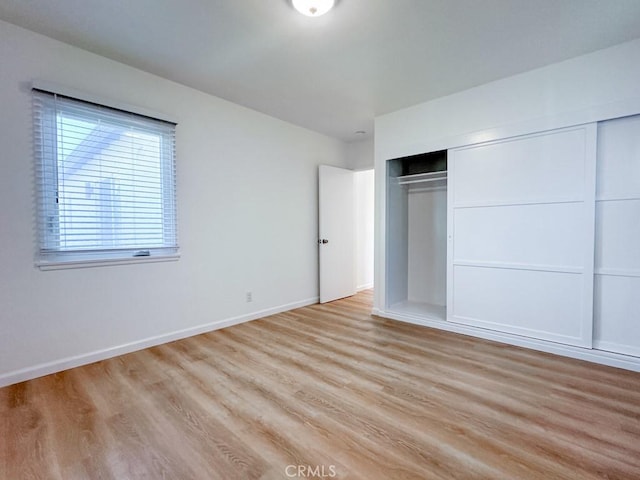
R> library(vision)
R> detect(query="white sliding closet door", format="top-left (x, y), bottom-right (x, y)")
top-left (447, 125), bottom-right (597, 347)
top-left (594, 115), bottom-right (640, 356)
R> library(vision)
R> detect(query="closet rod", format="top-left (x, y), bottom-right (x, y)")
top-left (397, 171), bottom-right (447, 185)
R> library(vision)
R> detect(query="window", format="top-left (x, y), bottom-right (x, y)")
top-left (33, 87), bottom-right (178, 268)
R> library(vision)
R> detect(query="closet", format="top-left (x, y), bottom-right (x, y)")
top-left (386, 150), bottom-right (447, 321)
top-left (385, 124), bottom-right (597, 344)
top-left (380, 111), bottom-right (640, 371)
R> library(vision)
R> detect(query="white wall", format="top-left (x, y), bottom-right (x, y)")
top-left (347, 138), bottom-right (374, 292)
top-left (374, 38), bottom-right (640, 312)
top-left (346, 138), bottom-right (374, 170)
top-left (0, 20), bottom-right (348, 386)
top-left (376, 39), bottom-right (640, 161)
top-left (354, 169), bottom-right (374, 291)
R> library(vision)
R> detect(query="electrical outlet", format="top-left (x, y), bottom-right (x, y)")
top-left (246, 291), bottom-right (252, 302)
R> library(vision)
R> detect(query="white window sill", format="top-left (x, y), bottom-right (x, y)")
top-left (36, 253), bottom-right (180, 271)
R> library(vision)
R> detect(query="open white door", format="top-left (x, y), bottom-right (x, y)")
top-left (319, 165), bottom-right (356, 303)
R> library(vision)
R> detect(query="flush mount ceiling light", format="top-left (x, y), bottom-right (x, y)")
top-left (292, 0), bottom-right (335, 17)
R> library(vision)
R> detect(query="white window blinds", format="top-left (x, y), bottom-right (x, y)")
top-left (33, 88), bottom-right (178, 264)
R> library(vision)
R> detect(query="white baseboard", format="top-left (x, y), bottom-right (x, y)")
top-left (0, 296), bottom-right (319, 388)
top-left (593, 340), bottom-right (640, 359)
top-left (357, 283), bottom-right (374, 292)
top-left (376, 309), bottom-right (640, 373)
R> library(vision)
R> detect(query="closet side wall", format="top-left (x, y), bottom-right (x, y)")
top-left (386, 161), bottom-right (408, 307)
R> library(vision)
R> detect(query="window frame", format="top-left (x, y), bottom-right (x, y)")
top-left (32, 82), bottom-right (179, 270)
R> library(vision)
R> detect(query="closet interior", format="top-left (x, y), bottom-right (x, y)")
top-left (386, 150), bottom-right (448, 321)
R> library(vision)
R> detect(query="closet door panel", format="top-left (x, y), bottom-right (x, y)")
top-left (453, 128), bottom-right (586, 206)
top-left (454, 202), bottom-right (584, 268)
top-left (594, 115), bottom-right (640, 356)
top-left (453, 266), bottom-right (584, 343)
top-left (595, 200), bottom-right (640, 273)
top-left (594, 275), bottom-right (640, 357)
top-left (596, 115), bottom-right (640, 198)
top-left (448, 124), bottom-right (596, 348)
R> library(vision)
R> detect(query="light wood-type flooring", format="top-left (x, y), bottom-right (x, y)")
top-left (2, 290), bottom-right (640, 479)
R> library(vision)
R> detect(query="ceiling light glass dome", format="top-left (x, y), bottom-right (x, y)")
top-left (292, 0), bottom-right (335, 17)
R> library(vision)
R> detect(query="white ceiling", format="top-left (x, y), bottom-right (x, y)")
top-left (1, 0), bottom-right (640, 141)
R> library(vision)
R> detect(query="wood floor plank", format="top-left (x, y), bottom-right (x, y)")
top-left (1, 290), bottom-right (640, 479)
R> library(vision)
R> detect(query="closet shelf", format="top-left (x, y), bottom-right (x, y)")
top-left (397, 171), bottom-right (447, 185)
